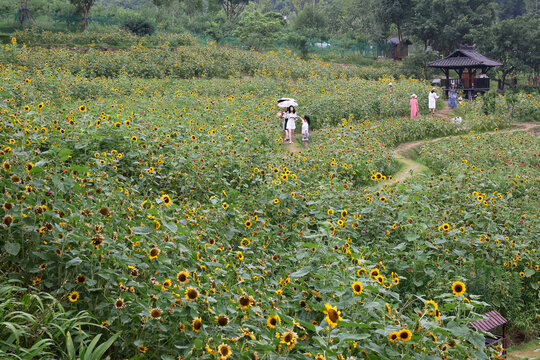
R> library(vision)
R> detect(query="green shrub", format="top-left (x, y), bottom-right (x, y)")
top-left (123, 19), bottom-right (156, 36)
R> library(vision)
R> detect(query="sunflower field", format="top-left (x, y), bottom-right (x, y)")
top-left (0, 36), bottom-right (538, 360)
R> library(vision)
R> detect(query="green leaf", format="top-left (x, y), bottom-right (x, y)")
top-left (132, 226), bottom-right (152, 235)
top-left (58, 148), bottom-right (72, 161)
top-left (66, 257), bottom-right (83, 267)
top-left (163, 221), bottom-right (178, 233)
top-left (4, 243), bottom-right (21, 256)
top-left (290, 267), bottom-right (310, 279)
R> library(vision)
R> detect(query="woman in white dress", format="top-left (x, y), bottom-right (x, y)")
top-left (428, 88), bottom-right (439, 114)
top-left (286, 106), bottom-right (297, 143)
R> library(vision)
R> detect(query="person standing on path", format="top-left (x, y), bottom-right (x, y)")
top-left (301, 115), bottom-right (310, 148)
top-left (410, 94), bottom-right (419, 119)
top-left (286, 105), bottom-right (297, 144)
top-left (448, 84), bottom-right (457, 109)
top-left (428, 88), bottom-right (439, 115)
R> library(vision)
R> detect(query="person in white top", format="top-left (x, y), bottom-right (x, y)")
top-left (428, 88), bottom-right (439, 114)
top-left (301, 115), bottom-right (310, 148)
top-left (286, 106), bottom-right (297, 143)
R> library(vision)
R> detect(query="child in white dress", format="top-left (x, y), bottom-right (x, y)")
top-left (301, 115), bottom-right (310, 147)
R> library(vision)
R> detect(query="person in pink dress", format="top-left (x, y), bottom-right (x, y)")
top-left (410, 94), bottom-right (419, 118)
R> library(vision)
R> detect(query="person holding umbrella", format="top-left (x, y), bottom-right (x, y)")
top-left (285, 105), bottom-right (297, 143)
top-left (277, 98), bottom-right (298, 143)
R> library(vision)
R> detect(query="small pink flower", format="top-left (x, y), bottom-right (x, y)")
top-left (407, 269), bottom-right (413, 273)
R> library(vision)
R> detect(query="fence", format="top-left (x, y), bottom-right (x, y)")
top-left (0, 10), bottom-right (122, 35)
top-left (0, 10), bottom-right (392, 58)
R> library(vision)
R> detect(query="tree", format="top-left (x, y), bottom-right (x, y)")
top-left (472, 15), bottom-right (540, 91)
top-left (234, 11), bottom-right (284, 50)
top-left (293, 4), bottom-right (327, 40)
top-left (219, 0), bottom-right (249, 23)
top-left (180, 0), bottom-right (203, 22)
top-left (19, 0), bottom-right (30, 30)
top-left (69, 0), bottom-right (96, 31)
top-left (375, 0), bottom-right (413, 42)
top-left (408, 0), bottom-right (495, 54)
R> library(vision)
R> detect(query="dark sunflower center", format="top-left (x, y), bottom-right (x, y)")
top-left (116, 300), bottom-right (123, 307)
top-left (220, 347), bottom-right (229, 356)
top-left (151, 309), bottom-right (161, 318)
top-left (178, 274), bottom-right (187, 282)
top-left (391, 334), bottom-right (397, 340)
top-left (194, 320), bottom-right (201, 329)
top-left (270, 317), bottom-right (277, 326)
top-left (454, 285), bottom-right (463, 292)
top-left (218, 316), bottom-right (228, 326)
top-left (188, 289), bottom-right (198, 299)
top-left (284, 334), bottom-right (292, 343)
top-left (328, 309), bottom-right (339, 322)
top-left (400, 332), bottom-right (408, 339)
top-left (150, 248), bottom-right (159, 257)
top-left (354, 284), bottom-right (361, 292)
top-left (239, 296), bottom-right (250, 306)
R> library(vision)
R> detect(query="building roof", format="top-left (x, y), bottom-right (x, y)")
top-left (387, 36), bottom-right (412, 45)
top-left (470, 311), bottom-right (507, 332)
top-left (428, 45), bottom-right (503, 68)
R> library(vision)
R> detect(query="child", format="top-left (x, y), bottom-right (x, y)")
top-left (301, 115), bottom-right (310, 147)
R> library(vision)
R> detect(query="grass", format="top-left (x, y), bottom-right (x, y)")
top-left (507, 339), bottom-right (540, 360)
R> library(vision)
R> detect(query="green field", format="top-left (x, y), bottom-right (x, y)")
top-left (1, 35), bottom-right (539, 360)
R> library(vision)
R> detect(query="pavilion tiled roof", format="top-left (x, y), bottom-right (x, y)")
top-left (470, 311), bottom-right (507, 332)
top-left (428, 45), bottom-right (503, 68)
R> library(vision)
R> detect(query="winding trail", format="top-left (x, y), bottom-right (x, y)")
top-left (383, 106), bottom-right (539, 186)
top-left (283, 106), bottom-right (539, 186)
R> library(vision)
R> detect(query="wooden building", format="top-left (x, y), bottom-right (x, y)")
top-left (428, 45), bottom-right (503, 99)
top-left (386, 36), bottom-right (412, 60)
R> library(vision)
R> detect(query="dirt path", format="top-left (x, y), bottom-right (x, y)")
top-left (283, 134), bottom-right (302, 154)
top-left (383, 121), bottom-right (539, 186)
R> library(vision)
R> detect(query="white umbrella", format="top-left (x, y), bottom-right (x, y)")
top-left (277, 98), bottom-right (298, 108)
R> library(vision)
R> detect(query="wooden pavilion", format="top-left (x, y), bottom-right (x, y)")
top-left (428, 45), bottom-right (503, 100)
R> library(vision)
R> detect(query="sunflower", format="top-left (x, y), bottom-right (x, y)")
top-left (161, 194), bottom-right (172, 206)
top-left (267, 315), bottom-right (280, 328)
top-left (327, 209), bottom-right (334, 215)
top-left (315, 354), bottom-right (325, 360)
top-left (352, 281), bottom-right (363, 295)
top-left (273, 198), bottom-right (279, 204)
top-left (131, 136), bottom-right (137, 142)
top-left (79, 105), bottom-right (87, 112)
top-left (434, 308), bottom-right (441, 320)
top-left (370, 268), bottom-right (379, 278)
top-left (245, 220), bottom-right (252, 228)
top-left (424, 299), bottom-right (438, 314)
top-left (222, 202), bottom-right (229, 209)
top-left (323, 303), bottom-right (342, 328)
top-left (379, 196), bottom-right (387, 202)
top-left (176, 270), bottom-right (189, 284)
top-left (237, 251), bottom-right (244, 261)
top-left (216, 314), bottom-right (229, 327)
top-left (192, 317), bottom-right (202, 333)
top-left (218, 343), bottom-right (232, 359)
top-left (138, 346), bottom-right (147, 353)
top-left (3, 216), bottom-right (13, 227)
top-left (451, 281), bottom-right (466, 296)
top-left (281, 330), bottom-right (297, 349)
top-left (149, 247), bottom-right (161, 259)
top-left (426, 332), bottom-right (437, 343)
top-left (114, 297), bottom-right (125, 309)
top-left (149, 308), bottom-right (162, 320)
top-left (37, 102), bottom-right (44, 110)
top-left (240, 238), bottom-right (251, 247)
top-left (26, 162), bottom-right (34, 172)
top-left (357, 267), bottom-right (367, 276)
top-left (76, 274), bottom-right (87, 284)
top-left (185, 287), bottom-right (199, 301)
top-left (388, 331), bottom-right (399, 342)
top-left (398, 328), bottom-right (412, 341)
top-left (69, 291), bottom-right (80, 302)
top-left (238, 295), bottom-right (252, 309)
